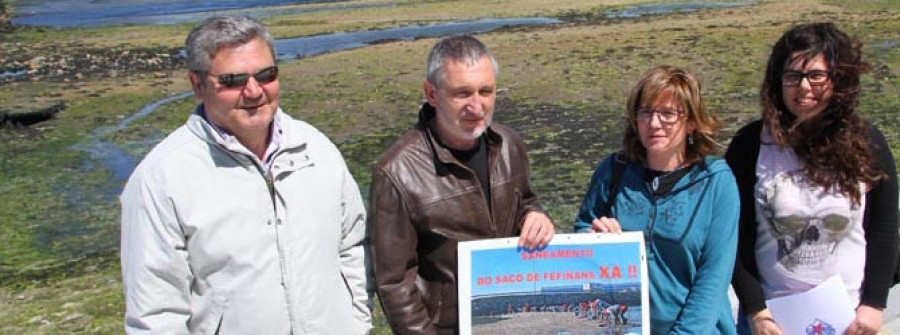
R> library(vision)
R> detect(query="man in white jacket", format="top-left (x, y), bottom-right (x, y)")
top-left (119, 15), bottom-right (371, 334)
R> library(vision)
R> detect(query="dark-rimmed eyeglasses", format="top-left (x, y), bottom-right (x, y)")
top-left (781, 70), bottom-right (830, 87)
top-left (635, 107), bottom-right (684, 124)
top-left (204, 65), bottom-right (279, 89)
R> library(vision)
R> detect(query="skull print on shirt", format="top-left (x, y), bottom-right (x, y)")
top-left (757, 170), bottom-right (856, 272)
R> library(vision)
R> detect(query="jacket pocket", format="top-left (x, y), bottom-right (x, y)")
top-left (416, 277), bottom-right (444, 325)
top-left (435, 281), bottom-right (457, 328)
top-left (195, 292), bottom-right (229, 335)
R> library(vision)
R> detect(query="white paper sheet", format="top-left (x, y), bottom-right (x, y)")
top-left (766, 275), bottom-right (854, 334)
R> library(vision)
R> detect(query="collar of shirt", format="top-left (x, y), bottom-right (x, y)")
top-left (194, 104), bottom-right (283, 171)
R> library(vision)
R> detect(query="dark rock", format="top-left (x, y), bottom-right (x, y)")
top-left (1, 101), bottom-right (66, 127)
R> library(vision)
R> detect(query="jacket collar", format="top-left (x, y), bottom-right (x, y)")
top-left (416, 102), bottom-right (501, 167)
top-left (187, 105), bottom-right (310, 170)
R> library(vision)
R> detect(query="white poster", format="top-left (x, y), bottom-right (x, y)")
top-left (458, 232), bottom-right (649, 335)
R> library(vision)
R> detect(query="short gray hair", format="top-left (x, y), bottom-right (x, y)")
top-left (425, 35), bottom-right (498, 88)
top-left (185, 15), bottom-right (275, 73)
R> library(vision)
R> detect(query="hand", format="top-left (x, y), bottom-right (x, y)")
top-left (518, 211), bottom-right (554, 250)
top-left (590, 216), bottom-right (622, 234)
top-left (845, 304), bottom-right (882, 335)
top-left (749, 309), bottom-right (782, 335)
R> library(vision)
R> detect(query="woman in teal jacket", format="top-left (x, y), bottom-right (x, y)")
top-left (575, 65), bottom-right (739, 334)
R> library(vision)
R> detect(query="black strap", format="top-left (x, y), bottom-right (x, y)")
top-left (603, 151), bottom-right (627, 219)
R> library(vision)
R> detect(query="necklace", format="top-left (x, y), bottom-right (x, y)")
top-left (650, 163), bottom-right (687, 192)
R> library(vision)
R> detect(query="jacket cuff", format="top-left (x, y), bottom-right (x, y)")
top-left (740, 297), bottom-right (767, 316)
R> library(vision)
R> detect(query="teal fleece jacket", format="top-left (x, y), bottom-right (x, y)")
top-left (575, 155), bottom-right (739, 334)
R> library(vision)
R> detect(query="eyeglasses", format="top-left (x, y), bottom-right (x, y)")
top-left (635, 107), bottom-right (684, 124)
top-left (781, 70), bottom-right (830, 87)
top-left (205, 65), bottom-right (279, 88)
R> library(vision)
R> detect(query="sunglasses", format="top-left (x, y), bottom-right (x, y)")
top-left (205, 65), bottom-right (279, 88)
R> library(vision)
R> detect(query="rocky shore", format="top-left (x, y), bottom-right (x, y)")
top-left (1, 0), bottom-right (183, 83)
top-left (0, 39), bottom-right (183, 84)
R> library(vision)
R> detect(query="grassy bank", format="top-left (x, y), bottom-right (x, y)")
top-left (1, 0), bottom-right (898, 333)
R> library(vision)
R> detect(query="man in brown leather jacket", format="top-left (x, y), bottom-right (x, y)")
top-left (368, 35), bottom-right (555, 335)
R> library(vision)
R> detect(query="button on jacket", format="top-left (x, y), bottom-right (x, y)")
top-left (369, 104), bottom-right (546, 334)
top-left (120, 108), bottom-right (370, 334)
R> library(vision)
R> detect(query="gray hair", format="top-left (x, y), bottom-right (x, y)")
top-left (425, 35), bottom-right (498, 88)
top-left (185, 15), bottom-right (275, 73)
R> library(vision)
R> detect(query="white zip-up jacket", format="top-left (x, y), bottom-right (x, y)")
top-left (120, 108), bottom-right (371, 334)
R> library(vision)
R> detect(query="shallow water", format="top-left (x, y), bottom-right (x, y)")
top-left (82, 91), bottom-right (194, 186)
top-left (0, 69), bottom-right (27, 80)
top-left (1, 17), bottom-right (560, 79)
top-left (10, 0), bottom-right (355, 27)
top-left (10, 0), bottom-right (758, 28)
top-left (877, 40), bottom-right (900, 50)
top-left (274, 18), bottom-right (561, 60)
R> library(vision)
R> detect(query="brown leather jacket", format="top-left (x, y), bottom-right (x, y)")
top-left (368, 104), bottom-right (546, 335)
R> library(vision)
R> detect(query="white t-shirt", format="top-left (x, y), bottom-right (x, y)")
top-left (754, 128), bottom-right (867, 306)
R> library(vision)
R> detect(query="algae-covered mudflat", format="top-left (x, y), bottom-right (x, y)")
top-left (1, 0), bottom-right (898, 333)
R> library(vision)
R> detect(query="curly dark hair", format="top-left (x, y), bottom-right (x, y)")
top-left (623, 65), bottom-right (721, 166)
top-left (760, 22), bottom-right (883, 204)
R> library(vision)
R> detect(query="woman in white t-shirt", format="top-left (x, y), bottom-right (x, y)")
top-left (726, 23), bottom-right (899, 335)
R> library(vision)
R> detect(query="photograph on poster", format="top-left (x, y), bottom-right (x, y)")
top-left (458, 232), bottom-right (649, 335)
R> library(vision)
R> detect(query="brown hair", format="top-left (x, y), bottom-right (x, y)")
top-left (760, 23), bottom-right (882, 204)
top-left (623, 65), bottom-right (720, 165)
